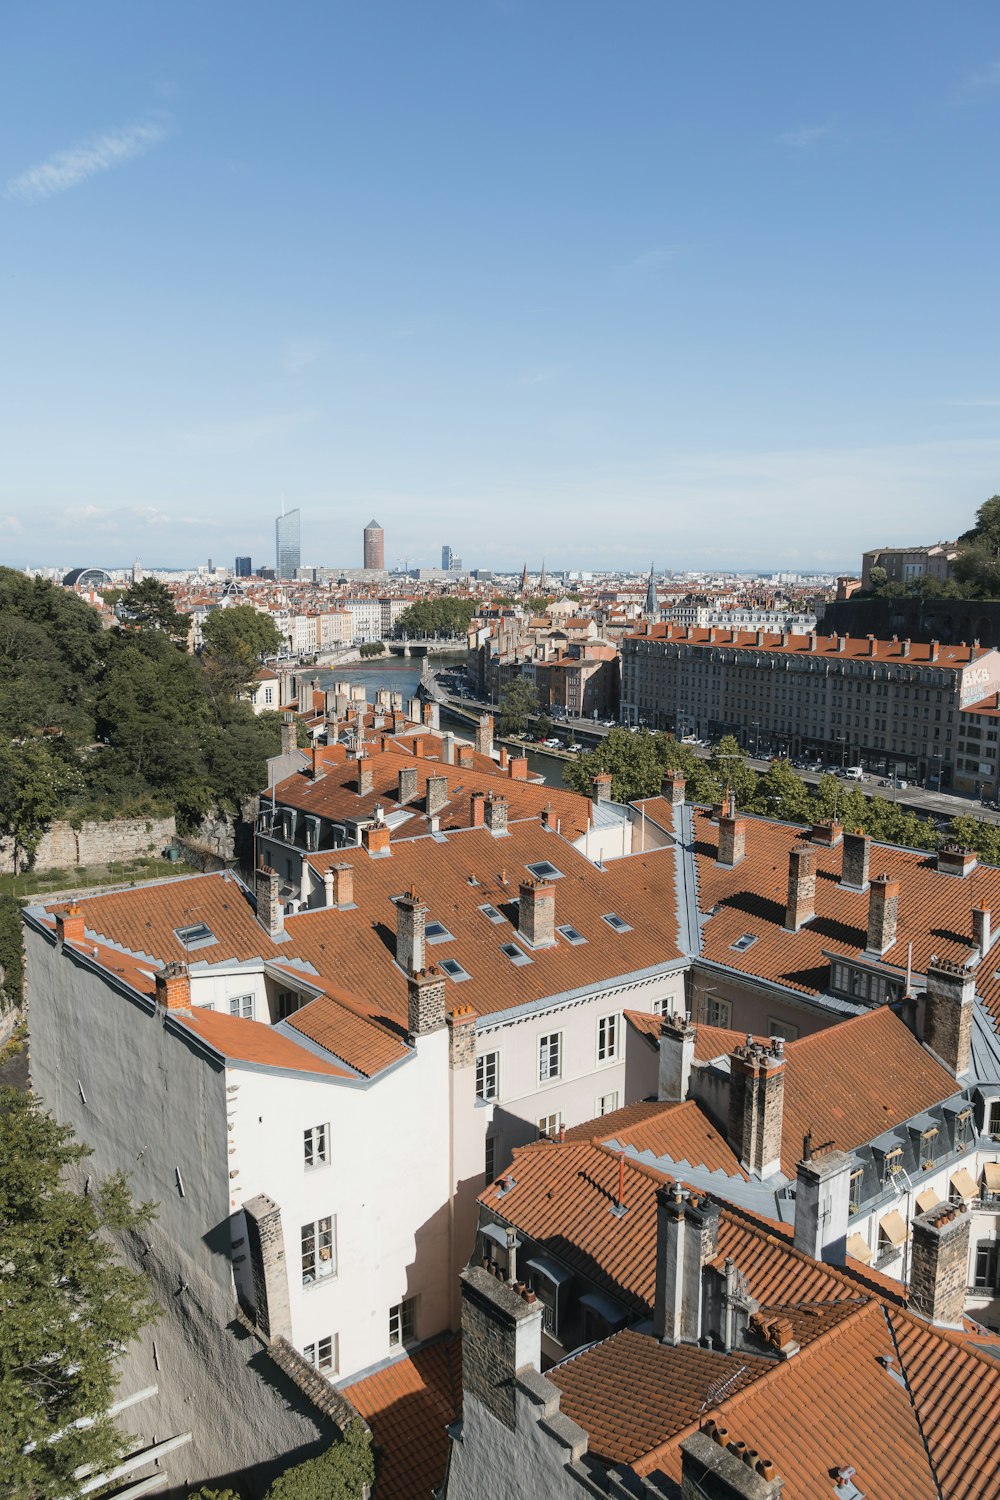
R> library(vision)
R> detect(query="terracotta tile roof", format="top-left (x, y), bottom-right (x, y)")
top-left (562, 1099), bottom-right (671, 1143)
top-left (343, 1336), bottom-right (461, 1500)
top-left (692, 809), bottom-right (1000, 1015)
top-left (777, 1006), bottom-right (957, 1175)
top-left (606, 1100), bottom-right (748, 1180)
top-left (634, 796), bottom-right (679, 836)
top-left (626, 623), bottom-right (980, 667)
top-left (622, 1008), bottom-right (662, 1047)
top-left (284, 989), bottom-right (411, 1077)
top-left (622, 1009), bottom-right (767, 1063)
top-left (548, 1330), bottom-right (757, 1465)
top-left (175, 1008), bottom-right (349, 1076)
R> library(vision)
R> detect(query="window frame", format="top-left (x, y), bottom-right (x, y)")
top-left (229, 993), bottom-right (254, 1020)
top-left (704, 995), bottom-right (733, 1028)
top-left (388, 1296), bottom-right (416, 1349)
top-left (303, 1333), bottom-right (337, 1373)
top-left (476, 1051), bottom-right (500, 1102)
top-left (304, 1122), bottom-right (330, 1170)
top-left (301, 1215), bottom-right (337, 1285)
top-left (538, 1111), bottom-right (564, 1139)
top-left (538, 1031), bottom-right (562, 1083)
top-left (597, 1012), bottom-right (620, 1064)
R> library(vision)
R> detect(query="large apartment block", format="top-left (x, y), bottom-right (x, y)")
top-left (622, 625), bottom-right (1000, 788)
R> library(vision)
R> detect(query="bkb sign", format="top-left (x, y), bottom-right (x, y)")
top-left (961, 651), bottom-right (1000, 709)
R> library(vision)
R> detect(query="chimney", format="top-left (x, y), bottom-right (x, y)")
top-left (653, 1183), bottom-right (721, 1345)
top-left (426, 774), bottom-right (449, 816)
top-left (362, 821), bottom-right (391, 855)
top-left (811, 820), bottom-right (843, 848)
top-left (280, 712), bottom-right (296, 756)
top-left (397, 764), bottom-right (418, 804)
top-left (484, 795), bottom-right (509, 835)
top-left (155, 961), bottom-right (192, 1013)
top-left (924, 958), bottom-right (974, 1076)
top-left (679, 1429), bottom-right (784, 1499)
top-left (499, 746), bottom-right (509, 770)
top-left (840, 831), bottom-right (870, 891)
top-left (908, 1202), bottom-right (971, 1328)
top-left (356, 756), bottom-right (374, 796)
top-left (793, 1147), bottom-right (851, 1265)
top-left (475, 713), bottom-right (494, 757)
top-left (930, 639), bottom-right (940, 662)
top-left (422, 700), bottom-right (435, 726)
top-left (308, 745), bottom-right (322, 779)
top-left (867, 634), bottom-right (876, 656)
top-left (866, 874), bottom-right (899, 956)
top-left (901, 638), bottom-right (911, 658)
top-left (717, 806), bottom-right (746, 868)
top-left (458, 1266), bottom-right (543, 1432)
top-left (508, 755), bottom-right (529, 781)
top-left (837, 635), bottom-right (847, 653)
top-left (973, 905), bottom-right (991, 957)
top-left (55, 902), bottom-right (85, 946)
top-left (442, 732), bottom-right (456, 765)
top-left (470, 791), bottom-right (486, 828)
top-left (325, 861), bottom-right (353, 908)
top-left (396, 889), bottom-right (427, 974)
top-left (457, 744), bottom-right (475, 769)
top-left (447, 1003), bottom-right (477, 1069)
top-left (592, 772), bottom-right (613, 805)
top-left (323, 868), bottom-right (335, 908)
top-left (937, 843), bottom-right (976, 877)
top-left (255, 865), bottom-right (283, 938)
top-left (728, 1038), bottom-right (785, 1178)
top-left (783, 846), bottom-right (816, 931)
top-left (662, 770), bottom-right (686, 805)
top-left (407, 966), bottom-right (447, 1038)
top-left (518, 880), bottom-right (556, 948)
top-left (659, 1013), bottom-right (696, 1102)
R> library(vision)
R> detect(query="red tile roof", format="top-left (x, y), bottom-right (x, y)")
top-left (626, 623), bottom-right (981, 667)
top-left (563, 1099), bottom-right (672, 1143)
top-left (604, 1100), bottom-right (747, 1180)
top-left (176, 1008), bottom-right (350, 1076)
top-left (343, 1337), bottom-right (461, 1500)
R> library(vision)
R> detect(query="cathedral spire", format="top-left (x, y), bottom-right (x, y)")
top-left (538, 559), bottom-right (548, 595)
top-left (645, 562), bottom-right (658, 618)
top-left (519, 561), bottom-right (530, 597)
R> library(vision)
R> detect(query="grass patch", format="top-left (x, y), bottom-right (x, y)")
top-left (0, 855), bottom-right (195, 900)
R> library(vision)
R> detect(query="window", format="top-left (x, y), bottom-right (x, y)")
top-left (476, 1051), bottom-right (500, 1101)
top-left (175, 922), bottom-right (215, 950)
top-left (229, 993), bottom-right (253, 1019)
top-left (304, 1123), bottom-right (329, 1169)
top-left (526, 860), bottom-right (563, 880)
top-left (849, 1168), bottom-right (864, 1215)
top-left (301, 1216), bottom-right (336, 1283)
top-left (538, 1032), bottom-right (562, 1082)
top-left (500, 942), bottom-right (532, 966)
top-left (389, 1297), bottom-right (416, 1348)
top-left (538, 1112), bottom-right (563, 1139)
top-left (425, 921), bottom-right (454, 943)
top-left (920, 1128), bottom-right (938, 1170)
top-left (955, 1109), bottom-right (972, 1151)
top-left (989, 1100), bottom-right (1000, 1139)
top-left (597, 1013), bottom-right (620, 1063)
top-left (303, 1334), bottom-right (337, 1373)
top-left (598, 1090), bottom-right (620, 1116)
top-left (731, 933), bottom-right (757, 953)
top-left (975, 1243), bottom-right (1000, 1292)
top-left (557, 925), bottom-right (587, 945)
top-left (768, 1018), bottom-right (799, 1042)
top-left (882, 1147), bottom-right (903, 1185)
top-left (705, 995), bottom-right (732, 1028)
top-left (602, 913), bottom-right (632, 933)
top-left (439, 958), bottom-right (471, 981)
top-left (480, 904), bottom-right (505, 924)
top-left (276, 989), bottom-right (299, 1020)
top-left (485, 1135), bottom-right (497, 1185)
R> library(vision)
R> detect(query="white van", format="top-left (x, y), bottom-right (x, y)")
top-left (844, 765), bottom-right (864, 781)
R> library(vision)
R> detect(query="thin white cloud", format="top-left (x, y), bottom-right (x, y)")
top-left (778, 122), bottom-right (834, 149)
top-left (515, 363), bottom-right (568, 387)
top-left (281, 339), bottom-right (325, 375)
top-left (615, 247), bottom-right (679, 276)
top-left (6, 118), bottom-right (168, 202)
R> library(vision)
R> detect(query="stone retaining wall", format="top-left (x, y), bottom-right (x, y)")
top-left (0, 816), bottom-right (176, 875)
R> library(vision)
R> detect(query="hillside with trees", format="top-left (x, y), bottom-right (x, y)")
top-left (866, 494), bottom-right (1000, 599)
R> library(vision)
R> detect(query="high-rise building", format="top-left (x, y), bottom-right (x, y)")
top-left (275, 508), bottom-right (301, 580)
top-left (235, 556), bottom-right (252, 578)
top-left (363, 518), bottom-right (385, 570)
top-left (442, 544), bottom-right (454, 570)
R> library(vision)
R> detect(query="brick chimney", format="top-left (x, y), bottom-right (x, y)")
top-left (908, 1201), bottom-right (970, 1328)
top-left (518, 879), bottom-right (555, 948)
top-left (937, 843), bottom-right (976, 877)
top-left (459, 1266), bottom-right (543, 1432)
top-left (280, 712), bottom-right (296, 756)
top-left (407, 967), bottom-right (447, 1038)
top-left (728, 1038), bottom-right (785, 1178)
top-left (679, 1429), bottom-right (784, 1499)
top-left (155, 960), bottom-right (191, 1012)
top-left (323, 862), bottom-right (353, 909)
top-left (447, 1004), bottom-right (477, 1069)
top-left (498, 746), bottom-right (509, 770)
top-left (973, 905), bottom-right (991, 957)
top-left (662, 770), bottom-right (686, 805)
top-left (55, 902), bottom-right (85, 946)
top-left (470, 791), bottom-right (486, 828)
top-left (356, 756), bottom-right (374, 796)
top-left (659, 1012), bottom-right (696, 1102)
top-left (924, 958), bottom-right (974, 1076)
top-left (793, 1146), bottom-right (851, 1265)
top-left (475, 713), bottom-right (494, 757)
top-left (441, 732), bottom-right (456, 765)
top-left (508, 755), bottom-right (529, 781)
top-left (426, 774), bottom-right (449, 817)
top-left (866, 874), bottom-right (899, 956)
top-left (840, 831), bottom-right (870, 891)
top-left (457, 744), bottom-right (475, 769)
top-left (397, 764), bottom-right (418, 803)
top-left (255, 865), bottom-right (283, 938)
top-left (783, 846), bottom-right (816, 931)
top-left (362, 820), bottom-right (391, 855)
top-left (484, 794), bottom-right (509, 835)
top-left (396, 889), bottom-right (427, 974)
top-left (653, 1183), bottom-right (721, 1345)
top-left (592, 772), bottom-right (613, 804)
top-left (811, 820), bottom-right (843, 848)
top-left (717, 803), bottom-right (746, 868)
top-left (930, 639), bottom-right (940, 662)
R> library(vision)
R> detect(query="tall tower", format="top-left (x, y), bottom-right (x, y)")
top-left (519, 561), bottom-right (530, 597)
top-left (538, 559), bottom-right (548, 595)
top-left (364, 519), bottom-right (385, 571)
top-left (275, 506), bottom-right (301, 580)
top-left (645, 562), bottom-right (658, 619)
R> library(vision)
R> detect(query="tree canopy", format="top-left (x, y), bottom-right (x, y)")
top-left (264, 1423), bottom-right (375, 1500)
top-left (201, 605), bottom-right (283, 695)
top-left (394, 598), bottom-right (476, 638)
top-left (0, 1087), bottom-right (158, 1499)
top-left (119, 578), bottom-right (189, 641)
top-left (866, 495), bottom-right (1000, 599)
top-left (497, 677), bottom-right (539, 736)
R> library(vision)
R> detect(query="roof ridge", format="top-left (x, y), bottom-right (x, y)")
top-left (883, 1305), bottom-right (946, 1500)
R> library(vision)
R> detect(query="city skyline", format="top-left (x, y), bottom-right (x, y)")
top-left (1, 5), bottom-right (999, 570)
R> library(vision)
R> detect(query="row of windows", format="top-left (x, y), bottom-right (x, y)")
top-left (475, 1015), bottom-right (621, 1101)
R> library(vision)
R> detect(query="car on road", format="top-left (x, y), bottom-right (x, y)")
top-left (542, 737), bottom-right (562, 748)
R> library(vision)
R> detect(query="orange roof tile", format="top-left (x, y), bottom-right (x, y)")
top-left (563, 1099), bottom-right (671, 1143)
top-left (343, 1336), bottom-right (461, 1500)
top-left (626, 623), bottom-right (980, 667)
top-left (176, 1009), bottom-right (349, 1076)
top-left (606, 1100), bottom-right (748, 1180)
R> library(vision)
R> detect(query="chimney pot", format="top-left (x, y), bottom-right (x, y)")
top-left (840, 831), bottom-right (871, 891)
top-left (784, 845), bottom-right (817, 931)
top-left (155, 960), bottom-right (191, 1012)
top-left (866, 874), bottom-right (900, 956)
top-left (518, 879), bottom-right (556, 948)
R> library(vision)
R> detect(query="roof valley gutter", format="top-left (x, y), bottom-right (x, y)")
top-left (676, 803), bottom-right (702, 958)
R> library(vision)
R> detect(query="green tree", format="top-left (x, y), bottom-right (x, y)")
top-left (119, 578), bottom-right (188, 641)
top-left (867, 565), bottom-right (889, 594)
top-left (497, 677), bottom-right (539, 736)
top-left (0, 1088), bottom-right (159, 1499)
top-left (394, 599), bottom-right (476, 638)
top-left (265, 1423), bottom-right (375, 1500)
top-left (201, 605), bottom-right (282, 689)
top-left (0, 739), bottom-right (81, 871)
top-left (944, 814), bottom-right (1000, 866)
top-left (699, 735), bottom-right (760, 810)
top-left (748, 758), bottom-right (812, 822)
top-left (358, 640), bottom-right (386, 658)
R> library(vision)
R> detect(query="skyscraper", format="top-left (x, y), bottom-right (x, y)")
top-left (235, 556), bottom-right (252, 577)
top-left (442, 544), bottom-right (453, 570)
top-left (275, 507), bottom-right (301, 580)
top-left (364, 519), bottom-right (385, 570)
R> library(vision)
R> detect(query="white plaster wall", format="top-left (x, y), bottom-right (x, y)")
top-left (229, 1027), bottom-right (456, 1381)
top-left (189, 965), bottom-right (271, 1019)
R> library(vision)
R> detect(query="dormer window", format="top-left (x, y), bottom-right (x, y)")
top-left (919, 1127), bottom-right (938, 1170)
top-left (955, 1108), bottom-right (972, 1151)
top-left (175, 922), bottom-right (215, 951)
top-left (849, 1168), bottom-right (864, 1215)
top-left (881, 1146), bottom-right (904, 1186)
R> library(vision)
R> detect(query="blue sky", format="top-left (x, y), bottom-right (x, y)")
top-left (2, 2), bottom-right (999, 574)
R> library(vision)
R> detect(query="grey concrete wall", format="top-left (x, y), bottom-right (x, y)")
top-left (0, 815), bottom-right (176, 874)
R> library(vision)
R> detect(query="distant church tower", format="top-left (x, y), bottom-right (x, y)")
top-left (519, 561), bottom-right (530, 597)
top-left (645, 563), bottom-right (658, 619)
top-left (538, 559), bottom-right (548, 595)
